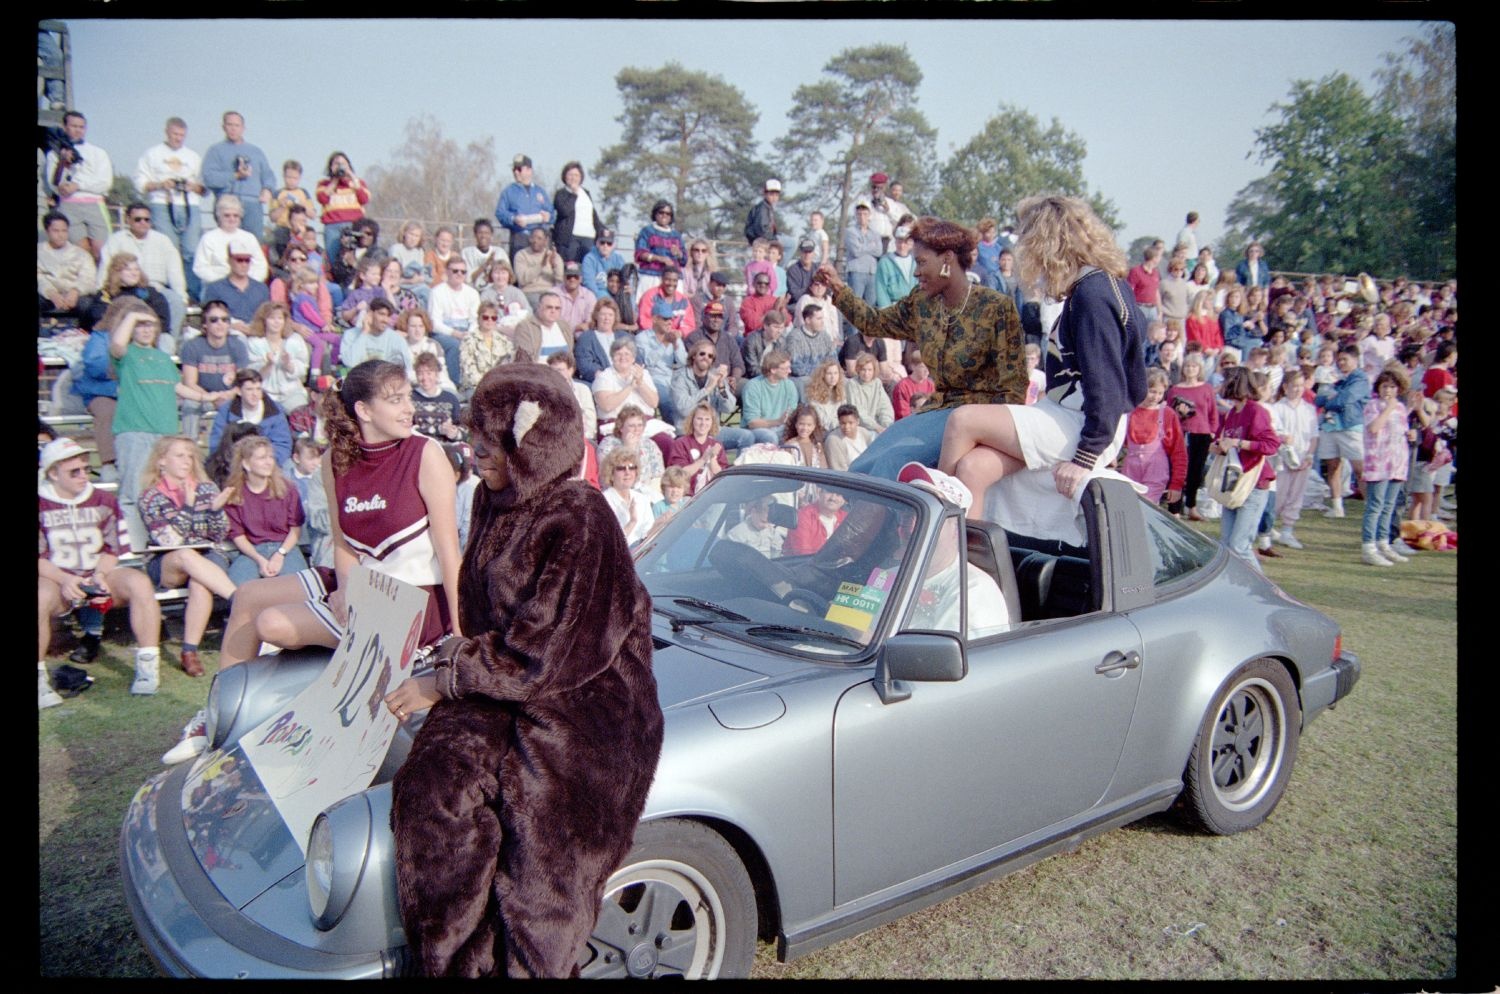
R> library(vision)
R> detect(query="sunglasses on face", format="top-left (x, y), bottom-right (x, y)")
top-left (204, 315), bottom-right (229, 324)
top-left (129, 215), bottom-right (151, 223)
top-left (62, 466), bottom-right (89, 478)
top-left (480, 314), bottom-right (500, 321)
top-left (614, 465), bottom-right (639, 473)
top-left (449, 268), bottom-right (467, 276)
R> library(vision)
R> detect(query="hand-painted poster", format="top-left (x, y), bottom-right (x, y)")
top-left (240, 565), bottom-right (428, 854)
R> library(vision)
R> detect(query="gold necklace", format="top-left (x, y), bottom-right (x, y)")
top-left (933, 280), bottom-right (972, 326)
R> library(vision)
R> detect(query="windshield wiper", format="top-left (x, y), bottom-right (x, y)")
top-left (741, 624), bottom-right (866, 650)
top-left (673, 597), bottom-right (750, 621)
top-left (656, 597), bottom-right (751, 633)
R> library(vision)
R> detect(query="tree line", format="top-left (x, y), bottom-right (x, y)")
top-left (356, 44), bottom-right (1116, 256)
top-left (107, 32), bottom-right (1447, 282)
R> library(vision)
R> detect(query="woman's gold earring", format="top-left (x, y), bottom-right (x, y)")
top-left (939, 262), bottom-right (951, 278)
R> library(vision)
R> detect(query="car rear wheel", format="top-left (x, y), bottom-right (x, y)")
top-left (1180, 658), bottom-right (1301, 835)
top-left (579, 819), bottom-right (757, 979)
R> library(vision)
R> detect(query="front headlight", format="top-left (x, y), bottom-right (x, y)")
top-left (205, 664), bottom-right (249, 750)
top-left (305, 794), bottom-right (374, 930)
top-left (307, 815), bottom-right (335, 922)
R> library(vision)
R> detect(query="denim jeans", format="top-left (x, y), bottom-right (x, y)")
top-left (1361, 478), bottom-right (1403, 544)
top-left (431, 333), bottom-right (462, 386)
top-left (715, 426), bottom-right (759, 450)
top-left (1256, 487), bottom-right (1277, 536)
top-left (848, 407), bottom-right (957, 480)
top-left (846, 271), bottom-right (877, 306)
top-left (1219, 486), bottom-right (1270, 572)
top-left (240, 201), bottom-right (267, 245)
top-left (157, 285), bottom-right (187, 336)
top-left (179, 398), bottom-right (218, 443)
top-left (115, 430), bottom-right (163, 554)
top-left (324, 222), bottom-right (351, 264)
top-left (152, 203), bottom-right (202, 301)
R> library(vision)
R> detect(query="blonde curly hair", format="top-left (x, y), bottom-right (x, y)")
top-left (1014, 194), bottom-right (1127, 300)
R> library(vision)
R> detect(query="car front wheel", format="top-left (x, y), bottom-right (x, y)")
top-left (1180, 658), bottom-right (1301, 835)
top-left (579, 819), bottom-right (757, 979)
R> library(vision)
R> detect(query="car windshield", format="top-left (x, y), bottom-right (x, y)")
top-left (634, 472), bottom-right (923, 657)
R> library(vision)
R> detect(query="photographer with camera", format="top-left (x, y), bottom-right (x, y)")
top-left (315, 151), bottom-right (370, 266)
top-left (202, 111), bottom-right (275, 239)
top-left (43, 111), bottom-right (114, 262)
top-left (133, 117), bottom-right (205, 296)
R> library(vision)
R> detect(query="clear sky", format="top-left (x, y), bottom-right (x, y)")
top-left (62, 16), bottom-right (1431, 250)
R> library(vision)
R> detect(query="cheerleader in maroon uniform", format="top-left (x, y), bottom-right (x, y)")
top-left (158, 360), bottom-right (462, 765)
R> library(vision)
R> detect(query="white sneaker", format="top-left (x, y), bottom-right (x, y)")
top-left (1325, 498), bottom-right (1346, 519)
top-left (1256, 535), bottom-right (1272, 551)
top-left (1361, 542), bottom-right (1392, 567)
top-left (162, 709), bottom-right (209, 765)
top-left (1378, 541), bottom-right (1410, 564)
top-left (1268, 527), bottom-right (1281, 542)
top-left (39, 670), bottom-right (63, 710)
top-left (1277, 529), bottom-right (1304, 550)
top-left (130, 653), bottom-right (160, 695)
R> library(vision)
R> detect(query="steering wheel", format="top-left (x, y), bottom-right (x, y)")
top-left (781, 587), bottom-right (830, 614)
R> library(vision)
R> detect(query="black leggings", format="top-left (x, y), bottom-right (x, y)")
top-left (1183, 433), bottom-right (1213, 508)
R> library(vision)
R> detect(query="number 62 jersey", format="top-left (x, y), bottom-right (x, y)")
top-left (39, 479), bottom-right (129, 577)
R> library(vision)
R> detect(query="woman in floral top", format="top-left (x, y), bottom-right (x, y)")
top-left (137, 435), bottom-right (238, 678)
top-left (815, 215), bottom-right (1026, 480)
top-left (458, 300), bottom-right (516, 394)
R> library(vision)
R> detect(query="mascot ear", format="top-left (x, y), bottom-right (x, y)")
top-left (513, 399), bottom-right (542, 447)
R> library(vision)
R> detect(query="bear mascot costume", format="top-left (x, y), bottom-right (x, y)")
top-left (390, 362), bottom-right (664, 977)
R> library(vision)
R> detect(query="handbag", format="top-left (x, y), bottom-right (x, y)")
top-left (1204, 445), bottom-right (1263, 509)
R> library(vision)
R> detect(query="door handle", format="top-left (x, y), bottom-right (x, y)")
top-left (1095, 650), bottom-right (1141, 675)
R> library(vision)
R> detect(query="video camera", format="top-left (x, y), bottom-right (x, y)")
top-left (39, 124), bottom-right (81, 165)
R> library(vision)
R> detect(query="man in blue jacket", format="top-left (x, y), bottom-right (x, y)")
top-left (581, 227), bottom-right (628, 297)
top-left (1235, 242), bottom-right (1272, 289)
top-left (1314, 344), bottom-right (1369, 518)
top-left (494, 154), bottom-right (554, 261)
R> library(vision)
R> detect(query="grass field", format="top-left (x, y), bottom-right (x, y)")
top-left (38, 500), bottom-right (1459, 980)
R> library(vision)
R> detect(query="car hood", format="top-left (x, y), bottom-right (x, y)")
top-left (174, 636), bottom-right (776, 910)
top-left (652, 635), bottom-right (774, 710)
top-left (178, 747), bottom-right (305, 911)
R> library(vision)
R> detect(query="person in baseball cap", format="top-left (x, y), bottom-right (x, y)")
top-left (703, 300), bottom-right (725, 318)
top-left (765, 178), bottom-right (782, 193)
top-left (38, 436), bottom-right (165, 705)
top-left (40, 437), bottom-right (89, 475)
top-left (899, 461), bottom-right (973, 511)
top-left (897, 462), bottom-right (1012, 637)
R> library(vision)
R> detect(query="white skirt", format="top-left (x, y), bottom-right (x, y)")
top-left (982, 398), bottom-right (1135, 547)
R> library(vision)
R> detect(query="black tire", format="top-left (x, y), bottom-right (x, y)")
top-left (1179, 658), bottom-right (1301, 835)
top-left (579, 819), bottom-right (757, 979)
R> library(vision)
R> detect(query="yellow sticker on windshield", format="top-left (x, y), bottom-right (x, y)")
top-left (824, 568), bottom-right (895, 632)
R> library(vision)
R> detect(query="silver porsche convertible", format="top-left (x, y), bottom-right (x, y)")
top-left (121, 466), bottom-right (1359, 978)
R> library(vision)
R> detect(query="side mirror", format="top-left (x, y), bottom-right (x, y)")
top-left (875, 632), bottom-right (966, 704)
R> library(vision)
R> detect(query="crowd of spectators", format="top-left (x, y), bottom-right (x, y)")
top-left (39, 113), bottom-right (1457, 709)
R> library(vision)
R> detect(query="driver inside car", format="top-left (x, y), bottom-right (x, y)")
top-left (727, 495), bottom-right (787, 556)
top-left (899, 463), bottom-right (1011, 639)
